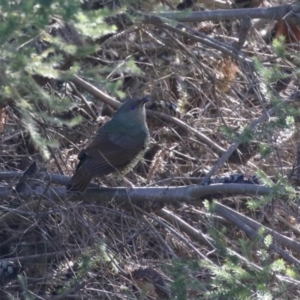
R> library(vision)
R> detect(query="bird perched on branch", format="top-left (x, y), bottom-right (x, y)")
top-left (68, 97), bottom-right (150, 192)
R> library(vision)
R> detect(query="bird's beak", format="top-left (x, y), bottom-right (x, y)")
top-left (139, 96), bottom-right (150, 106)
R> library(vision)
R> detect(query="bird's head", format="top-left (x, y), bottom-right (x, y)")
top-left (114, 96), bottom-right (150, 124)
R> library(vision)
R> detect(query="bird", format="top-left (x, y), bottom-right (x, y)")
top-left (67, 97), bottom-right (150, 193)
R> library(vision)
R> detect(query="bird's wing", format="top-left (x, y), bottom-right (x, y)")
top-left (78, 130), bottom-right (147, 177)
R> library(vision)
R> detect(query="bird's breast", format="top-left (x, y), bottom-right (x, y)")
top-left (115, 137), bottom-right (149, 177)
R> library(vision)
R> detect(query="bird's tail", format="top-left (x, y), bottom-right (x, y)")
top-left (67, 170), bottom-right (92, 193)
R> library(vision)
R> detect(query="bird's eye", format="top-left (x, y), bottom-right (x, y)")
top-left (131, 106), bottom-right (136, 110)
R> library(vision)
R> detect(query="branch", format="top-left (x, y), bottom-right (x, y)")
top-left (154, 5), bottom-right (299, 24)
top-left (0, 180), bottom-right (272, 205)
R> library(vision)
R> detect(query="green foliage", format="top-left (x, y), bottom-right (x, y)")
top-left (247, 172), bottom-right (296, 210)
top-left (286, 266), bottom-right (300, 280)
top-left (204, 199), bottom-right (216, 213)
top-left (58, 242), bottom-right (119, 296)
top-left (191, 232), bottom-right (290, 299)
top-left (258, 143), bottom-right (272, 159)
top-left (271, 259), bottom-right (285, 273)
top-left (254, 58), bottom-right (296, 108)
top-left (0, 1), bottom-right (81, 157)
top-left (179, 197), bottom-right (296, 299)
top-left (207, 226), bottom-right (229, 258)
top-left (0, 0), bottom-right (147, 157)
top-left (263, 234), bottom-right (272, 248)
top-left (177, 97), bottom-right (190, 113)
top-left (14, 274), bottom-right (34, 300)
top-left (272, 36), bottom-right (286, 58)
top-left (168, 259), bottom-right (205, 300)
top-left (75, 9), bottom-right (117, 39)
top-left (220, 125), bottom-right (256, 144)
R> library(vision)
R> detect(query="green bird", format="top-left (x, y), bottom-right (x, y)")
top-left (68, 97), bottom-right (150, 192)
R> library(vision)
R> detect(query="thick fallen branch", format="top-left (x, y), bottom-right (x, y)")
top-left (0, 179), bottom-right (272, 204)
top-left (155, 5), bottom-right (300, 24)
